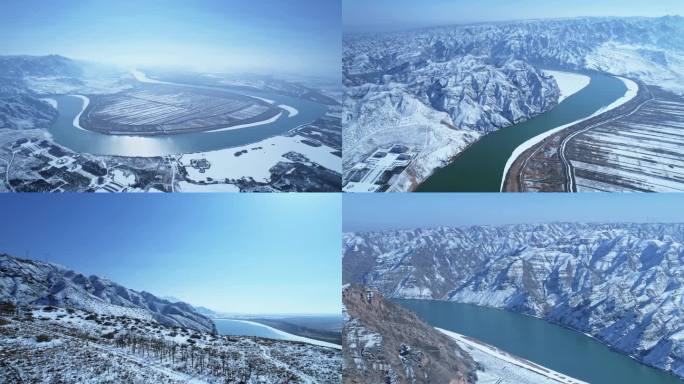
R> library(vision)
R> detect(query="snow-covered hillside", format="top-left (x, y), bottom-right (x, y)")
top-left (0, 253), bottom-right (215, 333)
top-left (343, 16), bottom-right (684, 191)
top-left (0, 305), bottom-right (341, 383)
top-left (343, 223), bottom-right (684, 378)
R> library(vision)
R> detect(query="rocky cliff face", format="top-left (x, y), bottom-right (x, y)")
top-left (343, 223), bottom-right (684, 377)
top-left (0, 253), bottom-right (216, 333)
top-left (343, 284), bottom-right (477, 384)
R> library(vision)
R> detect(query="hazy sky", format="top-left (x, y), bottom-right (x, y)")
top-left (343, 193), bottom-right (684, 232)
top-left (0, 0), bottom-right (341, 78)
top-left (0, 194), bottom-right (341, 315)
top-left (343, 0), bottom-right (684, 32)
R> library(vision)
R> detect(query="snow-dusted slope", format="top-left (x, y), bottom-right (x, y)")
top-left (0, 55), bottom-right (80, 129)
top-left (0, 94), bottom-right (57, 129)
top-left (343, 223), bottom-right (684, 378)
top-left (0, 253), bottom-right (216, 333)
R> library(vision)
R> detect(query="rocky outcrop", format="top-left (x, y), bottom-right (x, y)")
top-left (343, 284), bottom-right (477, 384)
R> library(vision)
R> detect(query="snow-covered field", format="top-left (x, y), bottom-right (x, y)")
top-left (568, 87), bottom-right (684, 192)
top-left (500, 76), bottom-right (639, 190)
top-left (438, 328), bottom-right (587, 384)
top-left (542, 70), bottom-right (590, 102)
top-left (181, 135), bottom-right (341, 184)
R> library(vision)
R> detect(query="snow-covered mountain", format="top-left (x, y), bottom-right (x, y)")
top-left (0, 94), bottom-right (57, 129)
top-left (0, 253), bottom-right (216, 333)
top-left (343, 223), bottom-right (684, 377)
top-left (343, 16), bottom-right (684, 190)
top-left (0, 55), bottom-right (82, 129)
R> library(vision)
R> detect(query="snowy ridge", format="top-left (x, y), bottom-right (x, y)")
top-left (0, 253), bottom-right (216, 333)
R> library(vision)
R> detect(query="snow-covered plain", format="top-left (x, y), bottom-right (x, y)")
top-left (182, 135), bottom-right (341, 184)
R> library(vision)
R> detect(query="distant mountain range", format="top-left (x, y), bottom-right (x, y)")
top-left (0, 253), bottom-right (216, 333)
top-left (344, 222), bottom-right (684, 378)
top-left (0, 54), bottom-right (82, 79)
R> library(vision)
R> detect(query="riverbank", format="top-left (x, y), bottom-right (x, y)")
top-left (438, 328), bottom-right (588, 384)
top-left (503, 76), bottom-right (641, 192)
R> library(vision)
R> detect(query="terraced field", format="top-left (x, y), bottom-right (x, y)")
top-left (567, 87), bottom-right (684, 191)
top-left (81, 84), bottom-right (278, 135)
top-left (508, 85), bottom-right (684, 192)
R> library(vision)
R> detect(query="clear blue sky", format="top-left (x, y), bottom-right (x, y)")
top-left (343, 0), bottom-right (684, 32)
top-left (0, 0), bottom-right (341, 78)
top-left (0, 194), bottom-right (341, 315)
top-left (343, 193), bottom-right (684, 232)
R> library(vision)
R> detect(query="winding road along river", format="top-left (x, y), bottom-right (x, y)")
top-left (416, 72), bottom-right (628, 192)
top-left (48, 78), bottom-right (327, 157)
top-left (397, 300), bottom-right (684, 384)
